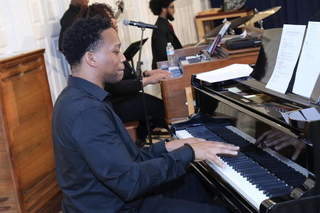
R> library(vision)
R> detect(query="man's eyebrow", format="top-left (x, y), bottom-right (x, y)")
top-left (114, 43), bottom-right (121, 48)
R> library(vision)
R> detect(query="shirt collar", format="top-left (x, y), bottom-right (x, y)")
top-left (67, 76), bottom-right (110, 102)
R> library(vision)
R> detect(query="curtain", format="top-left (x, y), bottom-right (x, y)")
top-left (210, 0), bottom-right (320, 28)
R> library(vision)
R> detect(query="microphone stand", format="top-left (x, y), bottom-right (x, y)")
top-left (135, 27), bottom-right (153, 145)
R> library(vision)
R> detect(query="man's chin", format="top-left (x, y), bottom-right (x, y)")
top-left (105, 71), bottom-right (124, 84)
top-left (118, 70), bottom-right (124, 80)
top-left (167, 14), bottom-right (174, 21)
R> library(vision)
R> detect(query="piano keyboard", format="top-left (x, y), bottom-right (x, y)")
top-left (175, 125), bottom-right (308, 211)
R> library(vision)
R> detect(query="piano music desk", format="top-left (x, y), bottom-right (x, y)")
top-left (159, 46), bottom-right (260, 124)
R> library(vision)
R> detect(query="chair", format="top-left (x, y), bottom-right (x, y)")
top-left (123, 121), bottom-right (139, 143)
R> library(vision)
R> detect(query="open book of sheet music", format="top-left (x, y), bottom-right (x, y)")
top-left (266, 22), bottom-right (320, 102)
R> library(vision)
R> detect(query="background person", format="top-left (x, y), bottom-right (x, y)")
top-left (58, 0), bottom-right (89, 51)
top-left (149, 0), bottom-right (183, 69)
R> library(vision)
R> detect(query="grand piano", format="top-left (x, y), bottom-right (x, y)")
top-left (169, 29), bottom-right (320, 212)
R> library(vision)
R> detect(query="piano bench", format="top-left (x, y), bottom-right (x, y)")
top-left (123, 121), bottom-right (139, 143)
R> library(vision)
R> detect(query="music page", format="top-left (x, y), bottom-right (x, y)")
top-left (266, 24), bottom-right (306, 93)
top-left (195, 64), bottom-right (253, 83)
top-left (293, 21), bottom-right (320, 98)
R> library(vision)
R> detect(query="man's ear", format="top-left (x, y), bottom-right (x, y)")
top-left (84, 52), bottom-right (97, 67)
top-left (161, 7), bottom-right (167, 15)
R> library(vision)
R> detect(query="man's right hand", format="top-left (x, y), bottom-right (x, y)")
top-left (189, 141), bottom-right (239, 168)
top-left (165, 138), bottom-right (239, 168)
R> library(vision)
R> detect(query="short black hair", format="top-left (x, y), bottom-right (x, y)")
top-left (149, 0), bottom-right (175, 15)
top-left (62, 15), bottom-right (112, 68)
top-left (77, 3), bottom-right (114, 19)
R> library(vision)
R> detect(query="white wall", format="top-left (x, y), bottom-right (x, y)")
top-left (0, 0), bottom-right (210, 103)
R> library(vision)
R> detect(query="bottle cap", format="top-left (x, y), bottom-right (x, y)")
top-left (167, 42), bottom-right (171, 45)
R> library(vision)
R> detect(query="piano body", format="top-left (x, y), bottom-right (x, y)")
top-left (158, 44), bottom-right (260, 124)
top-left (169, 32), bottom-right (320, 212)
top-left (0, 49), bottom-right (62, 212)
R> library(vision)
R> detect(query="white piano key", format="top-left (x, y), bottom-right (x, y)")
top-left (175, 130), bottom-right (193, 139)
top-left (206, 158), bottom-right (268, 211)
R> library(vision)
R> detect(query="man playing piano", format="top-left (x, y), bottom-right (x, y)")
top-left (52, 15), bottom-right (239, 213)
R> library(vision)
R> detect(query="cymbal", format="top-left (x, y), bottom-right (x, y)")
top-left (241, 6), bottom-right (281, 26)
top-left (240, 25), bottom-right (263, 37)
top-left (203, 14), bottom-right (254, 39)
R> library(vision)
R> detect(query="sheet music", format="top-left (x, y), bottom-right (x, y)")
top-left (293, 21), bottom-right (320, 98)
top-left (195, 64), bottom-right (253, 83)
top-left (266, 24), bottom-right (306, 93)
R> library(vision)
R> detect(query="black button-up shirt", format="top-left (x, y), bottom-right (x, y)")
top-left (52, 76), bottom-right (192, 212)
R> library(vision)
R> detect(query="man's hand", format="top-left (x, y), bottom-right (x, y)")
top-left (144, 69), bottom-right (171, 77)
top-left (142, 69), bottom-right (171, 86)
top-left (165, 138), bottom-right (239, 168)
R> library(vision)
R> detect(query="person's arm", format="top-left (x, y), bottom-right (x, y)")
top-left (73, 107), bottom-right (192, 201)
top-left (105, 69), bottom-right (171, 94)
top-left (105, 79), bottom-right (142, 95)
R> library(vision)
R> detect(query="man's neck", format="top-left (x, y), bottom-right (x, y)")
top-left (159, 12), bottom-right (167, 19)
top-left (72, 69), bottom-right (104, 89)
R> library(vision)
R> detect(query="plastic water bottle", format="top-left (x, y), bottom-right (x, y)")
top-left (166, 42), bottom-right (175, 67)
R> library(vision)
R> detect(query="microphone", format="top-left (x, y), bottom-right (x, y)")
top-left (123, 19), bottom-right (157, 29)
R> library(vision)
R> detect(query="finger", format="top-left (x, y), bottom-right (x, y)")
top-left (273, 141), bottom-right (290, 150)
top-left (291, 149), bottom-right (301, 161)
top-left (256, 130), bottom-right (271, 143)
top-left (218, 148), bottom-right (239, 156)
top-left (209, 144), bottom-right (239, 156)
top-left (262, 133), bottom-right (288, 147)
top-left (195, 138), bottom-right (206, 142)
top-left (264, 137), bottom-right (287, 147)
top-left (209, 156), bottom-right (226, 168)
